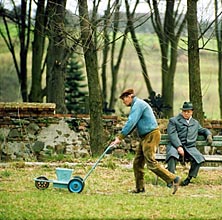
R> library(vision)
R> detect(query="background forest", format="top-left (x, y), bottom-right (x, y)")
top-left (0, 0), bottom-right (222, 153)
top-left (0, 33), bottom-right (219, 117)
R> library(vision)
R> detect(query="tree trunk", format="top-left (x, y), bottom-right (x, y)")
top-left (109, 0), bottom-right (127, 110)
top-left (187, 0), bottom-right (204, 124)
top-left (101, 0), bottom-right (112, 103)
top-left (101, 11), bottom-right (110, 103)
top-left (29, 0), bottom-right (46, 102)
top-left (215, 0), bottom-right (222, 118)
top-left (19, 0), bottom-right (28, 101)
top-left (148, 0), bottom-right (186, 118)
top-left (46, 0), bottom-right (68, 113)
top-left (161, 0), bottom-right (175, 118)
top-left (99, 0), bottom-right (127, 110)
top-left (125, 0), bottom-right (153, 96)
top-left (0, 0), bottom-right (32, 102)
top-left (78, 0), bottom-right (105, 155)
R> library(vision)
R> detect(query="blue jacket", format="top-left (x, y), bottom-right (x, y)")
top-left (120, 97), bottom-right (158, 138)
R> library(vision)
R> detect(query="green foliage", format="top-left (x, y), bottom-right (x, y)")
top-left (12, 161), bottom-right (26, 168)
top-left (40, 153), bottom-right (75, 163)
top-left (0, 22), bottom-right (18, 53)
top-left (102, 158), bottom-right (117, 170)
top-left (65, 54), bottom-right (88, 114)
top-left (0, 169), bottom-right (11, 178)
top-left (124, 152), bottom-right (135, 161)
top-left (0, 55), bottom-right (20, 102)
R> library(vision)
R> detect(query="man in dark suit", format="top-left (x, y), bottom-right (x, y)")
top-left (166, 101), bottom-right (213, 186)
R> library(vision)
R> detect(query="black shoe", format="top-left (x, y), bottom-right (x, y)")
top-left (167, 183), bottom-right (172, 188)
top-left (172, 176), bottom-right (181, 194)
top-left (181, 177), bottom-right (191, 186)
top-left (130, 188), bottom-right (145, 194)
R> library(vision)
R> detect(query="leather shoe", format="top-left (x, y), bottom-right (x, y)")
top-left (167, 183), bottom-right (172, 188)
top-left (129, 188), bottom-right (145, 194)
top-left (172, 176), bottom-right (181, 194)
top-left (181, 178), bottom-right (191, 186)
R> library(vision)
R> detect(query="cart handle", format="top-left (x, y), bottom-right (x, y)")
top-left (83, 144), bottom-right (116, 182)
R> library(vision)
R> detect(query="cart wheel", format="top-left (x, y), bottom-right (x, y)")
top-left (68, 176), bottom-right (85, 193)
top-left (73, 176), bottom-right (83, 181)
top-left (35, 176), bottom-right (49, 190)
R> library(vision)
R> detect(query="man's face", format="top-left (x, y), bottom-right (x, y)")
top-left (121, 95), bottom-right (133, 107)
top-left (182, 109), bottom-right (193, 120)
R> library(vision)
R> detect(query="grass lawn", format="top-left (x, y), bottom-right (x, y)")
top-left (0, 157), bottom-right (222, 220)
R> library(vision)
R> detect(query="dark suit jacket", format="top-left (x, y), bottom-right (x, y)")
top-left (166, 113), bottom-right (211, 164)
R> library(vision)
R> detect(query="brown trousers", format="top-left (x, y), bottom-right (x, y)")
top-left (133, 129), bottom-right (176, 189)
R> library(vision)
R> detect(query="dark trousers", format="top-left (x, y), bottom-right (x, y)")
top-left (167, 153), bottom-right (202, 178)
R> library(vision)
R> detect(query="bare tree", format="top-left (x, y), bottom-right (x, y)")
top-left (125, 0), bottom-right (153, 95)
top-left (0, 0), bottom-right (72, 111)
top-left (101, 0), bottom-right (112, 104)
top-left (78, 0), bottom-right (105, 155)
top-left (46, 0), bottom-right (69, 113)
top-left (95, 0), bottom-right (128, 110)
top-left (215, 0), bottom-right (222, 118)
top-left (88, 0), bottom-right (154, 111)
top-left (29, 0), bottom-right (47, 102)
top-left (147, 0), bottom-right (187, 117)
top-left (0, 0), bottom-right (32, 101)
top-left (187, 0), bottom-right (204, 124)
top-left (108, 0), bottom-right (127, 110)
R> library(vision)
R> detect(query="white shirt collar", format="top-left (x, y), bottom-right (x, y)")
top-left (186, 116), bottom-right (192, 124)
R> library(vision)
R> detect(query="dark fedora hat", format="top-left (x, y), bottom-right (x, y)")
top-left (180, 101), bottom-right (193, 110)
top-left (119, 88), bottom-right (134, 99)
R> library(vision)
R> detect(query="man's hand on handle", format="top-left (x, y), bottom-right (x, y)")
top-left (105, 137), bottom-right (121, 154)
top-left (111, 137), bottom-right (121, 146)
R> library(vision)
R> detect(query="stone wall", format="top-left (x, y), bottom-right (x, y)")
top-left (0, 102), bottom-right (121, 161)
top-left (0, 114), bottom-right (119, 161)
top-left (0, 102), bottom-right (222, 161)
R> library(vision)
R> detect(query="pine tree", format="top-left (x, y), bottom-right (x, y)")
top-left (65, 54), bottom-right (88, 114)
